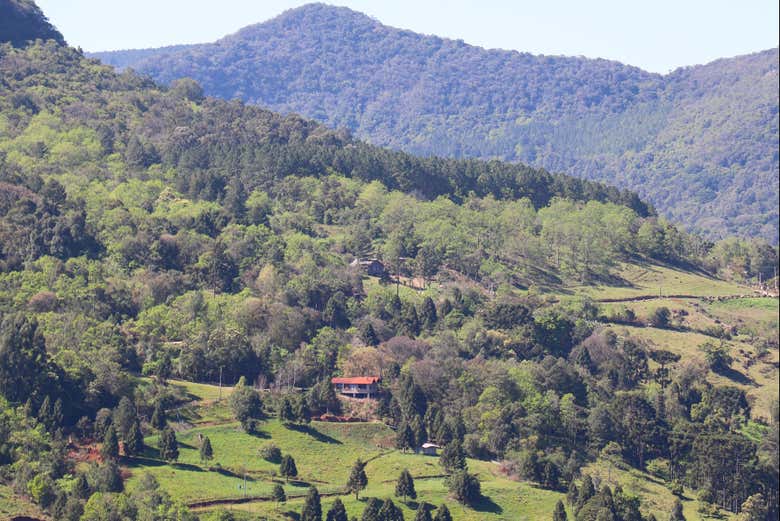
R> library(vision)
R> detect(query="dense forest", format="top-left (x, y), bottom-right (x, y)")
top-left (91, 4), bottom-right (780, 242)
top-left (0, 4), bottom-right (778, 521)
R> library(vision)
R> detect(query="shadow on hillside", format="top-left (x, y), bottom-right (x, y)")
top-left (171, 462), bottom-right (204, 472)
top-left (248, 429), bottom-right (271, 439)
top-left (715, 366), bottom-right (754, 386)
top-left (473, 495), bottom-right (503, 514)
top-left (282, 511), bottom-right (300, 520)
top-left (287, 424), bottom-right (342, 444)
top-left (214, 467), bottom-right (256, 481)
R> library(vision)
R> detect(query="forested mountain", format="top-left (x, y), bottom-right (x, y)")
top-left (0, 4), bottom-right (778, 521)
top-left (92, 4), bottom-right (780, 242)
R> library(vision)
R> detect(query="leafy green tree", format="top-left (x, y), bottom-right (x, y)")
top-left (150, 402), bottom-right (166, 430)
top-left (346, 458), bottom-right (368, 499)
top-left (280, 454), bottom-right (298, 482)
top-left (669, 499), bottom-right (685, 521)
top-left (200, 435), bottom-right (214, 463)
top-left (324, 291), bottom-right (350, 328)
top-left (360, 321), bottom-right (380, 346)
top-left (414, 503), bottom-right (433, 521)
top-left (448, 470), bottom-right (481, 505)
top-left (326, 498), bottom-right (348, 521)
top-left (649, 307), bottom-right (671, 328)
top-left (553, 500), bottom-right (568, 521)
top-left (300, 485), bottom-right (322, 521)
top-left (361, 498), bottom-right (382, 521)
top-left (272, 483), bottom-right (286, 503)
top-left (433, 504), bottom-right (452, 521)
top-left (420, 297), bottom-right (438, 330)
top-left (114, 396), bottom-right (137, 441)
top-left (101, 425), bottom-right (119, 461)
top-left (439, 440), bottom-right (467, 473)
top-left (378, 498), bottom-right (404, 521)
top-left (73, 473), bottom-right (91, 500)
top-left (124, 421), bottom-right (144, 456)
top-left (229, 384), bottom-right (263, 432)
top-left (0, 314), bottom-right (55, 404)
top-left (395, 469), bottom-right (416, 501)
top-left (396, 421), bottom-right (415, 453)
top-left (279, 397), bottom-right (296, 424)
top-left (295, 396), bottom-right (311, 424)
top-left (158, 427), bottom-right (179, 462)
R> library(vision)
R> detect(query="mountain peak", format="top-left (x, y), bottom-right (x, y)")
top-left (0, 0), bottom-right (66, 47)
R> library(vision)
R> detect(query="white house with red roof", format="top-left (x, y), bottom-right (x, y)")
top-left (331, 376), bottom-right (381, 399)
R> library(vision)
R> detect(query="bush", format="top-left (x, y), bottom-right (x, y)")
top-left (447, 470), bottom-right (481, 506)
top-left (261, 443), bottom-right (282, 463)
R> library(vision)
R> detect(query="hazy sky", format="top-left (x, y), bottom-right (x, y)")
top-left (37, 0), bottom-right (779, 73)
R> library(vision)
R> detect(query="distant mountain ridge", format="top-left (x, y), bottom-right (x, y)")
top-left (91, 3), bottom-right (780, 242)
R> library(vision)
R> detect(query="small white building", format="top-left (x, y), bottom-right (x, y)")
top-left (419, 442), bottom-right (441, 456)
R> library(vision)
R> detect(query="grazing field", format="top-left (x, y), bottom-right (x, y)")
top-left (607, 323), bottom-right (779, 420)
top-left (581, 459), bottom-right (735, 521)
top-left (571, 262), bottom-right (749, 300)
top-left (122, 382), bottom-right (726, 521)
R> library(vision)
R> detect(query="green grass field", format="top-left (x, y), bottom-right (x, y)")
top-left (571, 262), bottom-right (749, 300)
top-left (120, 377), bottom-right (734, 520)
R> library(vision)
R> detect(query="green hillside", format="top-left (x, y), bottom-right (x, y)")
top-left (91, 4), bottom-right (780, 241)
top-left (0, 5), bottom-right (777, 521)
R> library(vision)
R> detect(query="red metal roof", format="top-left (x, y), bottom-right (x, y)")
top-left (331, 376), bottom-right (380, 385)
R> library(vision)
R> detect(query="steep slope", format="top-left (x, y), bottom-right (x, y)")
top-left (91, 3), bottom-right (780, 242)
top-left (0, 0), bottom-right (65, 47)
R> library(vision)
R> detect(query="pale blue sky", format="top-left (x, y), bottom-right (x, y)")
top-left (37, 0), bottom-right (778, 73)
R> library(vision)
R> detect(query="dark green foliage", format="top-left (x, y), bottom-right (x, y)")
top-left (432, 504), bottom-right (452, 521)
top-left (301, 485), bottom-right (322, 521)
top-left (158, 427), bottom-right (179, 462)
top-left (360, 321), bottom-right (380, 346)
top-left (92, 6), bottom-right (778, 241)
top-left (150, 402), bottom-right (166, 430)
top-left (324, 291), bottom-right (350, 328)
top-left (87, 461), bottom-right (123, 493)
top-left (554, 500), bottom-right (568, 521)
top-left (378, 498), bottom-right (404, 521)
top-left (395, 469), bottom-right (416, 501)
top-left (200, 435), bottom-right (213, 462)
top-left (0, 314), bottom-right (61, 404)
top-left (649, 307), bottom-right (671, 328)
top-left (280, 454), bottom-right (298, 482)
top-left (414, 503), bottom-right (433, 521)
top-left (420, 297), bottom-right (437, 330)
top-left (261, 443), bottom-right (282, 463)
top-left (100, 425), bottom-right (119, 461)
top-left (279, 397), bottom-right (296, 424)
top-left (272, 483), bottom-right (286, 502)
top-left (72, 473), bottom-right (91, 500)
top-left (669, 499), bottom-right (685, 521)
top-left (448, 470), bottom-right (481, 505)
top-left (124, 420), bottom-right (144, 456)
top-left (396, 422), bottom-right (415, 453)
top-left (361, 498), bottom-right (382, 521)
top-left (229, 384), bottom-right (263, 432)
top-left (439, 440), bottom-right (467, 474)
top-left (346, 459), bottom-right (368, 499)
top-left (0, 0), bottom-right (66, 47)
top-left (295, 396), bottom-right (311, 424)
top-left (114, 397), bottom-right (136, 437)
top-left (326, 498), bottom-right (348, 521)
